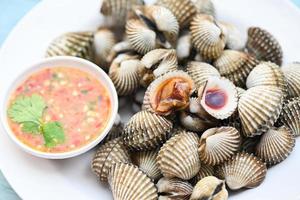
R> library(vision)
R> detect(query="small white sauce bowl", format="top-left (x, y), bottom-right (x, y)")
top-left (1, 56), bottom-right (118, 159)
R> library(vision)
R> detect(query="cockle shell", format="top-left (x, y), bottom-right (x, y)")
top-left (198, 76), bottom-right (238, 120)
top-left (246, 62), bottom-right (287, 95)
top-left (93, 28), bottom-right (116, 70)
top-left (108, 163), bottom-right (158, 200)
top-left (109, 53), bottom-right (141, 96)
top-left (139, 49), bottom-right (178, 87)
top-left (46, 31), bottom-right (94, 60)
top-left (91, 138), bottom-right (131, 182)
top-left (143, 70), bottom-right (195, 116)
top-left (157, 177), bottom-right (193, 200)
top-left (246, 27), bottom-right (283, 66)
top-left (157, 132), bottom-right (200, 180)
top-left (100, 0), bottom-right (144, 26)
top-left (123, 110), bottom-right (173, 150)
top-left (280, 97), bottom-right (300, 136)
top-left (190, 176), bottom-right (228, 200)
top-left (156, 0), bottom-right (198, 28)
top-left (216, 152), bottom-right (267, 190)
top-left (126, 5), bottom-right (179, 54)
top-left (238, 86), bottom-right (284, 137)
top-left (199, 126), bottom-right (241, 165)
top-left (187, 61), bottom-right (221, 88)
top-left (192, 0), bottom-right (215, 17)
top-left (282, 62), bottom-right (300, 98)
top-left (256, 126), bottom-right (295, 165)
top-left (190, 164), bottom-right (215, 185)
top-left (190, 14), bottom-right (226, 61)
top-left (219, 21), bottom-right (246, 50)
top-left (132, 149), bottom-right (162, 180)
top-left (107, 40), bottom-right (135, 64)
top-left (213, 50), bottom-right (259, 88)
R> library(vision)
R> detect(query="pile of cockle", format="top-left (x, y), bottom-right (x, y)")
top-left (45, 0), bottom-right (300, 199)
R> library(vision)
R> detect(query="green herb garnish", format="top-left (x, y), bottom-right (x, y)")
top-left (8, 94), bottom-right (65, 147)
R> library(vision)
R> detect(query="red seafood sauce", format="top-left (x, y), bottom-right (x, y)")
top-left (7, 67), bottom-right (112, 153)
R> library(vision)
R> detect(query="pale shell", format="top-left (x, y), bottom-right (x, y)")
top-left (157, 177), bottom-right (193, 200)
top-left (238, 86), bottom-right (284, 137)
top-left (123, 110), bottom-right (173, 150)
top-left (190, 14), bottom-right (226, 61)
top-left (157, 132), bottom-right (200, 180)
top-left (255, 126), bottom-right (295, 165)
top-left (280, 97), bottom-right (300, 136)
top-left (46, 31), bottom-right (94, 60)
top-left (246, 27), bottom-right (283, 66)
top-left (216, 152), bottom-right (267, 190)
top-left (199, 126), bottom-right (241, 165)
top-left (282, 62), bottom-right (300, 98)
top-left (108, 163), bottom-right (158, 200)
top-left (219, 21), bottom-right (246, 50)
top-left (91, 138), bottom-right (131, 182)
top-left (213, 50), bottom-right (259, 87)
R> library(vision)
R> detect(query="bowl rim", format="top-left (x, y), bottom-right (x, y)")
top-left (1, 56), bottom-right (118, 159)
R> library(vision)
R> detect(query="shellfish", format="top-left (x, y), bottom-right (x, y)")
top-left (190, 164), bottom-right (215, 185)
top-left (108, 163), bottom-right (158, 200)
top-left (143, 70), bottom-right (195, 116)
top-left (157, 177), bottom-right (193, 200)
top-left (46, 31), bottom-right (94, 60)
top-left (199, 126), bottom-right (241, 165)
top-left (109, 53), bottom-right (141, 96)
top-left (216, 152), bottom-right (267, 190)
top-left (238, 86), bottom-right (284, 137)
top-left (246, 27), bottom-right (283, 66)
top-left (190, 14), bottom-right (226, 61)
top-left (282, 62), bottom-right (300, 98)
top-left (190, 176), bottom-right (228, 200)
top-left (91, 138), bottom-right (131, 182)
top-left (213, 50), bottom-right (259, 88)
top-left (157, 132), bottom-right (200, 180)
top-left (255, 126), bottom-right (295, 165)
top-left (123, 110), bottom-right (173, 150)
top-left (280, 97), bottom-right (300, 136)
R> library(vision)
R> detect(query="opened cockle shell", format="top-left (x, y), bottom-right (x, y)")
top-left (280, 97), bottom-right (300, 136)
top-left (91, 138), bottom-right (131, 182)
top-left (187, 61), bottom-right (220, 88)
top-left (190, 176), bottom-right (228, 200)
top-left (219, 21), bottom-right (246, 50)
top-left (139, 49), bottom-right (178, 87)
top-left (123, 110), bottom-right (173, 150)
top-left (256, 126), bottom-right (295, 165)
top-left (199, 126), bottom-right (241, 165)
top-left (246, 62), bottom-right (287, 95)
top-left (93, 28), bottom-right (116, 70)
top-left (108, 163), bottom-right (158, 200)
top-left (132, 149), bottom-right (162, 180)
top-left (109, 53), bottom-right (141, 96)
top-left (192, 0), bottom-right (215, 16)
top-left (238, 86), bottom-right (284, 137)
top-left (126, 5), bottom-right (179, 54)
top-left (190, 164), bottom-right (215, 185)
top-left (157, 132), bottom-right (200, 180)
top-left (213, 50), bottom-right (259, 87)
top-left (156, 0), bottom-right (198, 28)
top-left (246, 27), bottom-right (283, 66)
top-left (198, 76), bottom-right (238, 120)
top-left (216, 152), bottom-right (267, 190)
top-left (190, 14), bottom-right (226, 61)
top-left (282, 62), bottom-right (300, 98)
top-left (157, 177), bottom-right (193, 200)
top-left (46, 31), bottom-right (94, 60)
top-left (143, 70), bottom-right (195, 116)
top-left (100, 0), bottom-right (144, 26)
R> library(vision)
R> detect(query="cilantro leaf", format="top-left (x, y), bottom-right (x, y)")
top-left (42, 122), bottom-right (65, 147)
top-left (21, 122), bottom-right (40, 134)
top-left (8, 94), bottom-right (46, 124)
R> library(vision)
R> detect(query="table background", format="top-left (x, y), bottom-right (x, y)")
top-left (0, 0), bottom-right (300, 199)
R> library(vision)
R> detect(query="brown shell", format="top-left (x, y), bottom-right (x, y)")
top-left (123, 110), bottom-right (173, 150)
top-left (280, 97), bottom-right (300, 136)
top-left (246, 27), bottom-right (283, 66)
top-left (157, 177), bottom-right (193, 200)
top-left (157, 132), bottom-right (200, 180)
top-left (213, 50), bottom-right (259, 87)
top-left (91, 138), bottom-right (131, 182)
top-left (282, 62), bottom-right (300, 98)
top-left (216, 152), bottom-right (267, 190)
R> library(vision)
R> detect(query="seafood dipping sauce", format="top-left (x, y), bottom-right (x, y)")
top-left (7, 67), bottom-right (112, 153)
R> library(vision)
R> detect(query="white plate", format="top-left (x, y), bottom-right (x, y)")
top-left (0, 0), bottom-right (300, 200)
